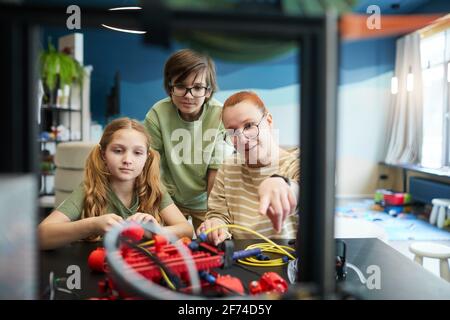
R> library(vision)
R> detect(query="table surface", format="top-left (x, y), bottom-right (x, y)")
top-left (39, 238), bottom-right (450, 300)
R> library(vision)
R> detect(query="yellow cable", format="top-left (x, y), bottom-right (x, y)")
top-left (139, 240), bottom-right (155, 247)
top-left (138, 245), bottom-right (176, 290)
top-left (238, 258), bottom-right (282, 266)
top-left (203, 224), bottom-right (296, 260)
top-left (160, 269), bottom-right (176, 291)
top-left (238, 244), bottom-right (295, 267)
top-left (141, 224), bottom-right (295, 284)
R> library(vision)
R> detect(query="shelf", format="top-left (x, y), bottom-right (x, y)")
top-left (39, 192), bottom-right (55, 198)
top-left (38, 139), bottom-right (82, 143)
top-left (39, 195), bottom-right (55, 208)
top-left (379, 162), bottom-right (450, 179)
top-left (379, 161), bottom-right (450, 192)
top-left (39, 66), bottom-right (90, 203)
top-left (41, 105), bottom-right (81, 112)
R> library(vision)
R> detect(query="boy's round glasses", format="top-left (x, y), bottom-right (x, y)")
top-left (171, 84), bottom-right (210, 98)
top-left (224, 113), bottom-right (268, 146)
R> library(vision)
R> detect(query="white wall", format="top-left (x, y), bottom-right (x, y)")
top-left (336, 71), bottom-right (392, 197)
top-left (215, 84), bottom-right (300, 147)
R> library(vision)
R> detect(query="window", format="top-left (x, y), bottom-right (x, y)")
top-left (420, 30), bottom-right (450, 168)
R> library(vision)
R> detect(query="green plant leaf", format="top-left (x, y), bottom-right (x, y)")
top-left (39, 38), bottom-right (84, 91)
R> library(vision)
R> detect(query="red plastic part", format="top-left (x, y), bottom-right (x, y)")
top-left (97, 233), bottom-right (258, 298)
top-left (121, 224), bottom-right (145, 242)
top-left (153, 234), bottom-right (168, 252)
top-left (127, 245), bottom-right (223, 283)
top-left (249, 272), bottom-right (288, 295)
top-left (88, 247), bottom-right (106, 273)
top-left (215, 275), bottom-right (245, 295)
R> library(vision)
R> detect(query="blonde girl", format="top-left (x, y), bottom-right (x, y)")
top-left (39, 117), bottom-right (193, 250)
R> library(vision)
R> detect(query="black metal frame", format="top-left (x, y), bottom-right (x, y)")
top-left (0, 16), bottom-right (39, 174)
top-left (0, 1), bottom-right (338, 299)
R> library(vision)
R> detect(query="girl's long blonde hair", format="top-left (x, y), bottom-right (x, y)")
top-left (82, 117), bottom-right (163, 223)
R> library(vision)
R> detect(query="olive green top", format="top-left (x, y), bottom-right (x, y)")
top-left (57, 184), bottom-right (173, 221)
top-left (144, 97), bottom-right (231, 211)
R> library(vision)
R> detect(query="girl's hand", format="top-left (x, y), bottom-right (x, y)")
top-left (127, 212), bottom-right (160, 226)
top-left (93, 213), bottom-right (124, 235)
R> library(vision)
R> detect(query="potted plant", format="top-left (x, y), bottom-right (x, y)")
top-left (39, 39), bottom-right (84, 106)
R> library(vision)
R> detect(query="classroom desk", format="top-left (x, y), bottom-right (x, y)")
top-left (337, 238), bottom-right (450, 299)
top-left (39, 238), bottom-right (450, 300)
top-left (39, 240), bottom-right (289, 300)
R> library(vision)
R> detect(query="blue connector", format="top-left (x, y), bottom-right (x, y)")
top-left (232, 248), bottom-right (262, 260)
top-left (199, 271), bottom-right (216, 284)
top-left (188, 241), bottom-right (199, 251)
top-left (256, 253), bottom-right (270, 261)
top-left (198, 233), bottom-right (207, 242)
top-left (282, 256), bottom-right (289, 263)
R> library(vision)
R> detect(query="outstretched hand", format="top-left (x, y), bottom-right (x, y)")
top-left (258, 177), bottom-right (297, 233)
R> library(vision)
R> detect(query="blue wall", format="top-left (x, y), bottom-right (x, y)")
top-left (43, 27), bottom-right (300, 125)
top-left (412, 0), bottom-right (450, 13)
top-left (43, 26), bottom-right (397, 124)
top-left (340, 37), bottom-right (396, 85)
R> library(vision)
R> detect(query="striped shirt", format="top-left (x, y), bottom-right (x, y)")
top-left (206, 148), bottom-right (300, 239)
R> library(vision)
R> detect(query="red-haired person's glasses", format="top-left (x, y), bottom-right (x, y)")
top-left (224, 113), bottom-right (267, 146)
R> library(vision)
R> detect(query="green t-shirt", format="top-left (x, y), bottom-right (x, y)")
top-left (57, 184), bottom-right (174, 221)
top-left (144, 97), bottom-right (230, 211)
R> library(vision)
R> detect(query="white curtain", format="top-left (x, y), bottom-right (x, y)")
top-left (384, 32), bottom-right (423, 164)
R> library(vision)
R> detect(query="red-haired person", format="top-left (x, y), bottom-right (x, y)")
top-left (38, 117), bottom-right (193, 250)
top-left (197, 91), bottom-right (300, 245)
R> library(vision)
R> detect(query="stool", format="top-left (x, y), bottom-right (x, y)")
top-left (429, 198), bottom-right (450, 229)
top-left (409, 242), bottom-right (450, 282)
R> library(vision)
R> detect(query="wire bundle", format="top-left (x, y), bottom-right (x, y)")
top-left (237, 243), bottom-right (296, 267)
top-left (202, 224), bottom-right (296, 267)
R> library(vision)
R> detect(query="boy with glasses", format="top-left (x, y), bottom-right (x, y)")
top-left (144, 49), bottom-right (229, 232)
